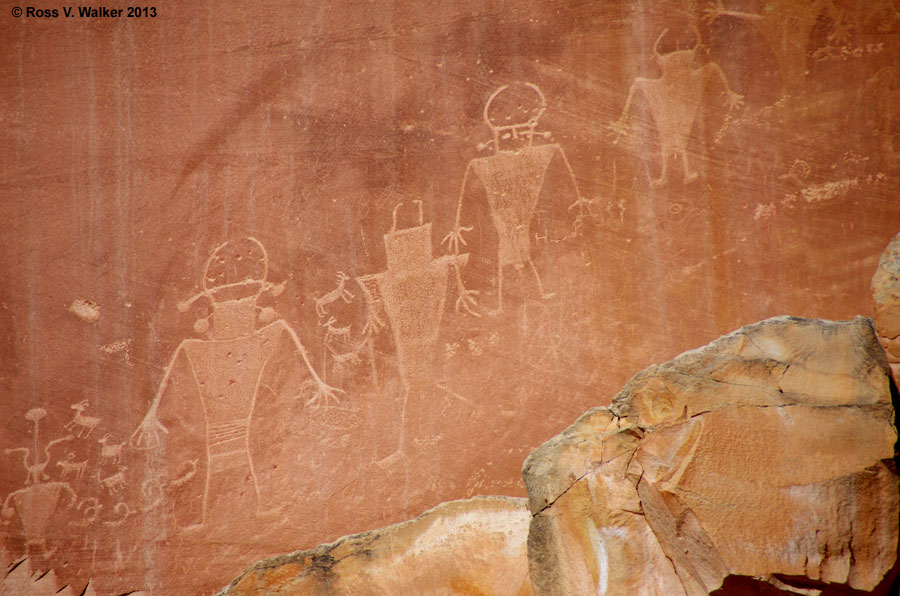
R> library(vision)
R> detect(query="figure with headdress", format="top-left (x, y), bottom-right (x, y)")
top-left (130, 237), bottom-right (339, 529)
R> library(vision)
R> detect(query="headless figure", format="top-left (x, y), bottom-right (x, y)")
top-left (444, 82), bottom-right (582, 314)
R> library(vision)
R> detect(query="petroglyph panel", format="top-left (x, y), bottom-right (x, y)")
top-left (2, 0), bottom-right (898, 594)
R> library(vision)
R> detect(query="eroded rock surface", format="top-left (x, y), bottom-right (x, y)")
top-left (873, 231), bottom-right (900, 385)
top-left (524, 316), bottom-right (899, 596)
top-left (216, 496), bottom-right (533, 596)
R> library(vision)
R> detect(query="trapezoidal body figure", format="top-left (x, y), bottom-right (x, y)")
top-left (130, 237), bottom-right (339, 531)
top-left (444, 82), bottom-right (582, 315)
top-left (2, 408), bottom-right (76, 559)
top-left (611, 28), bottom-right (743, 189)
top-left (359, 202), bottom-right (469, 398)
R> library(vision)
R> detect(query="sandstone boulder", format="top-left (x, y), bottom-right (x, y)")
top-left (873, 231), bottom-right (900, 385)
top-left (216, 496), bottom-right (532, 596)
top-left (524, 316), bottom-right (899, 596)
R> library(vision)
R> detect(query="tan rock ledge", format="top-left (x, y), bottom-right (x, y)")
top-left (524, 316), bottom-right (899, 596)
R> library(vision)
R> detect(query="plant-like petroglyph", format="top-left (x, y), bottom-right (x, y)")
top-left (444, 82), bottom-right (583, 314)
top-left (130, 237), bottom-right (341, 529)
top-left (2, 409), bottom-right (77, 558)
top-left (64, 399), bottom-right (102, 438)
top-left (610, 27), bottom-right (743, 189)
top-left (5, 409), bottom-right (74, 486)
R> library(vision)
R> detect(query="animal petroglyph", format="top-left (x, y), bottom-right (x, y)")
top-left (867, 66), bottom-right (899, 165)
top-left (95, 466), bottom-right (128, 496)
top-left (56, 452), bottom-right (88, 481)
top-left (102, 502), bottom-right (135, 527)
top-left (359, 203), bottom-right (469, 394)
top-left (130, 237), bottom-right (340, 529)
top-left (315, 271), bottom-right (355, 318)
top-left (97, 434), bottom-right (125, 466)
top-left (445, 82), bottom-right (582, 314)
top-left (65, 400), bottom-right (102, 438)
top-left (611, 28), bottom-right (743, 189)
top-left (3, 411), bottom-right (78, 558)
top-left (322, 316), bottom-right (352, 345)
top-left (71, 497), bottom-right (102, 528)
top-left (68, 299), bottom-right (100, 323)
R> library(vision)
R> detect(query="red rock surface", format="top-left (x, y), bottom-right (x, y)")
top-left (1, 1), bottom-right (899, 594)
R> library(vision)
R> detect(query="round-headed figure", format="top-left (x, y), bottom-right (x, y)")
top-left (479, 81), bottom-right (549, 153)
top-left (179, 236), bottom-right (283, 339)
top-left (445, 82), bottom-right (583, 314)
top-left (131, 237), bottom-right (338, 528)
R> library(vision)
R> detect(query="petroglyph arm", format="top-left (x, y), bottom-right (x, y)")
top-left (270, 319), bottom-right (344, 408)
top-left (551, 144), bottom-right (589, 215)
top-left (441, 161), bottom-right (476, 256)
top-left (130, 344), bottom-right (188, 450)
top-left (701, 62), bottom-right (744, 112)
top-left (452, 256), bottom-right (480, 318)
top-left (610, 78), bottom-right (651, 140)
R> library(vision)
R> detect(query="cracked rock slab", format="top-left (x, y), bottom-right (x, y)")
top-left (873, 231), bottom-right (900, 385)
top-left (215, 496), bottom-right (533, 596)
top-left (523, 316), bottom-right (899, 596)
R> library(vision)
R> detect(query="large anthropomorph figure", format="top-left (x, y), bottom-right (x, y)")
top-left (444, 82), bottom-right (583, 315)
top-left (131, 237), bottom-right (339, 530)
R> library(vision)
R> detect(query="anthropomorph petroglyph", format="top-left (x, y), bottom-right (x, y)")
top-left (610, 27), bottom-right (743, 189)
top-left (2, 409), bottom-right (77, 558)
top-left (444, 82), bottom-right (583, 314)
top-left (359, 202), bottom-right (469, 398)
top-left (130, 236), bottom-right (341, 529)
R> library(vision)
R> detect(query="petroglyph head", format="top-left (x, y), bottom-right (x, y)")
top-left (175, 237), bottom-right (286, 338)
top-left (481, 82), bottom-right (550, 151)
top-left (652, 27), bottom-right (701, 73)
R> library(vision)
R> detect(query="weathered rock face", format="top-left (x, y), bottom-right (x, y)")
top-left (216, 496), bottom-right (532, 596)
top-left (524, 316), bottom-right (899, 596)
top-left (873, 231), bottom-right (900, 385)
top-left (3, 1), bottom-right (899, 594)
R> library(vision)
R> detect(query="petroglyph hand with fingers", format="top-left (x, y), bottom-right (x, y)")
top-left (130, 400), bottom-right (170, 450)
top-left (440, 225), bottom-right (473, 255)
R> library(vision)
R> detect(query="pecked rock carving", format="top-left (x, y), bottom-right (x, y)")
top-left (444, 82), bottom-right (582, 315)
top-left (130, 236), bottom-right (342, 530)
top-left (523, 315), bottom-right (899, 596)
